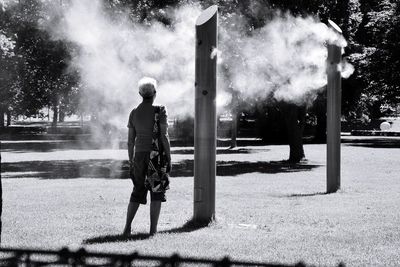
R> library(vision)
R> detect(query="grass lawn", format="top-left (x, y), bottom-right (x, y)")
top-left (1, 138), bottom-right (400, 266)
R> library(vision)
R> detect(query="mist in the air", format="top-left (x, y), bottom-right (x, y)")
top-left (43, 0), bottom-right (353, 129)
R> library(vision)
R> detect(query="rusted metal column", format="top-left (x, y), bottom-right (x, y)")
top-left (194, 5), bottom-right (218, 222)
top-left (326, 20), bottom-right (342, 193)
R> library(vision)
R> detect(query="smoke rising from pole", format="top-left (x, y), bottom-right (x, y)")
top-left (218, 12), bottom-right (352, 106)
top-left (46, 0), bottom-right (201, 128)
top-left (44, 0), bottom-right (353, 128)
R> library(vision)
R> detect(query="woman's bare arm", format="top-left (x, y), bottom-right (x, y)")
top-left (128, 127), bottom-right (136, 162)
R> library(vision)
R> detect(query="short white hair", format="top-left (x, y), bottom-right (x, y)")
top-left (138, 77), bottom-right (157, 98)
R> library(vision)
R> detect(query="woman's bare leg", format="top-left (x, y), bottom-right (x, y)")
top-left (123, 202), bottom-right (140, 236)
top-left (150, 201), bottom-right (162, 235)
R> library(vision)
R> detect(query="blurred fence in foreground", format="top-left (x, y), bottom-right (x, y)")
top-left (0, 247), bottom-right (345, 267)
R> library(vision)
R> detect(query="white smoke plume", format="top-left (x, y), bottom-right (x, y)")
top-left (44, 0), bottom-right (353, 129)
top-left (47, 0), bottom-right (201, 128)
top-left (218, 11), bottom-right (352, 106)
top-left (339, 59), bottom-right (355, 79)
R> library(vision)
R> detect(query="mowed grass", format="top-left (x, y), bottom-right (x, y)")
top-left (1, 140), bottom-right (400, 266)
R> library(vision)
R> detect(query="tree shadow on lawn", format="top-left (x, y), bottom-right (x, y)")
top-left (282, 192), bottom-right (328, 198)
top-left (342, 137), bottom-right (400, 148)
top-left (1, 159), bottom-right (126, 179)
top-left (0, 140), bottom-right (103, 153)
top-left (1, 159), bottom-right (321, 179)
top-left (83, 219), bottom-right (208, 244)
top-left (171, 148), bottom-right (270, 155)
top-left (1, 142), bottom-right (268, 154)
top-left (216, 160), bottom-right (321, 176)
top-left (172, 160), bottom-right (321, 177)
top-left (83, 233), bottom-right (151, 244)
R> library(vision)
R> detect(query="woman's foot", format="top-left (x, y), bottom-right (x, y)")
top-left (149, 230), bottom-right (157, 236)
top-left (122, 227), bottom-right (131, 236)
top-left (122, 202), bottom-right (140, 237)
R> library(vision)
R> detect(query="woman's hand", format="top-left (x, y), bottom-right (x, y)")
top-left (129, 159), bottom-right (135, 177)
top-left (166, 161), bottom-right (171, 173)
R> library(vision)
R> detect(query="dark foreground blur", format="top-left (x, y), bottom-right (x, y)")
top-left (0, 247), bottom-right (345, 267)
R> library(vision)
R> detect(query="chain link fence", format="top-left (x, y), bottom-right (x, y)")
top-left (0, 247), bottom-right (345, 267)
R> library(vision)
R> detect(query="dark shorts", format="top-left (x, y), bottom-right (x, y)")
top-left (129, 151), bottom-right (166, 204)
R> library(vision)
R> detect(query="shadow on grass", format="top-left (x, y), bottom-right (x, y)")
top-left (166, 160), bottom-right (321, 177)
top-left (160, 219), bottom-right (210, 234)
top-left (1, 159), bottom-right (127, 179)
top-left (1, 159), bottom-right (321, 179)
top-left (0, 140), bottom-right (101, 153)
top-left (172, 160), bottom-right (321, 177)
top-left (342, 137), bottom-right (400, 148)
top-left (83, 233), bottom-right (151, 244)
top-left (285, 192), bottom-right (328, 198)
top-left (219, 160), bottom-right (321, 176)
top-left (1, 140), bottom-right (269, 153)
top-left (83, 219), bottom-right (209, 244)
top-left (171, 148), bottom-right (270, 155)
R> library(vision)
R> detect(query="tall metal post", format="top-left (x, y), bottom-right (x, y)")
top-left (0, 142), bottom-right (2, 243)
top-left (194, 5), bottom-right (218, 223)
top-left (326, 20), bottom-right (342, 193)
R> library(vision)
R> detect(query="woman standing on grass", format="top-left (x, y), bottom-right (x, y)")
top-left (123, 77), bottom-right (171, 236)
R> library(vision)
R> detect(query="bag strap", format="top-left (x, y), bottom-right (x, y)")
top-left (154, 106), bottom-right (161, 136)
top-left (154, 106), bottom-right (161, 119)
top-left (153, 106), bottom-right (166, 166)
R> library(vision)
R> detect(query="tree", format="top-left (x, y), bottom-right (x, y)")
top-left (367, 0), bottom-right (400, 107)
top-left (279, 102), bottom-right (307, 162)
top-left (0, 0), bottom-right (80, 125)
top-left (0, 34), bottom-right (17, 127)
top-left (222, 0), bottom-right (332, 162)
top-left (0, 9), bottom-right (19, 127)
top-left (16, 21), bottom-right (75, 125)
top-left (345, 0), bottom-right (399, 120)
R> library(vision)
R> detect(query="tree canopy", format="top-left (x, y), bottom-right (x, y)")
top-left (0, 0), bottom-right (398, 127)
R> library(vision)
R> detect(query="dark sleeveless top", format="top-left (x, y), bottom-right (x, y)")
top-left (127, 101), bottom-right (168, 152)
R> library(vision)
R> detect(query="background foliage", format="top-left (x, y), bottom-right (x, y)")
top-left (0, 0), bottom-right (398, 128)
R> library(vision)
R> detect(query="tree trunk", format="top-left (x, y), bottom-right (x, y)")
top-left (230, 112), bottom-right (238, 148)
top-left (0, 107), bottom-right (4, 128)
top-left (313, 92), bottom-right (327, 143)
top-left (6, 109), bottom-right (11, 127)
top-left (281, 102), bottom-right (306, 163)
top-left (52, 97), bottom-right (59, 127)
top-left (59, 109), bottom-right (65, 122)
top-left (230, 92), bottom-right (239, 148)
top-left (315, 110), bottom-right (327, 143)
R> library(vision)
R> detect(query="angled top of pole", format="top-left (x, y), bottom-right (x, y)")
top-left (196, 5), bottom-right (218, 26)
top-left (327, 19), bottom-right (344, 60)
top-left (327, 19), bottom-right (342, 34)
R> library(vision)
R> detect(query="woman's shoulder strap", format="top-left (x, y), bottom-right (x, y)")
top-left (154, 105), bottom-right (166, 114)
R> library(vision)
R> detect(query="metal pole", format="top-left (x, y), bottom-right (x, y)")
top-left (326, 20), bottom-right (342, 193)
top-left (194, 5), bottom-right (218, 223)
top-left (0, 142), bottom-right (2, 244)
